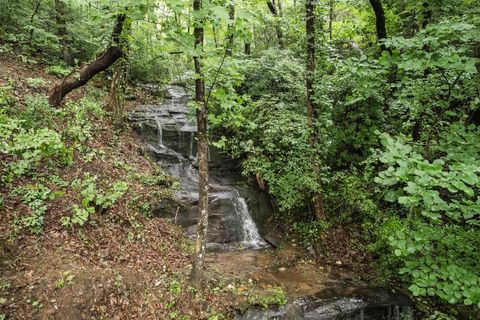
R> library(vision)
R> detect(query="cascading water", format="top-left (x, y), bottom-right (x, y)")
top-left (129, 85), bottom-right (269, 250)
top-left (233, 197), bottom-right (267, 249)
top-left (155, 114), bottom-right (163, 146)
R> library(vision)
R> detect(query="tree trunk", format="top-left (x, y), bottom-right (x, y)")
top-left (106, 17), bottom-right (131, 129)
top-left (328, 0), bottom-right (334, 41)
top-left (55, 0), bottom-right (74, 66)
top-left (277, 0), bottom-right (283, 17)
top-left (226, 0), bottom-right (235, 56)
top-left (368, 0), bottom-right (389, 52)
top-left (28, 0), bottom-right (42, 46)
top-left (191, 0), bottom-right (209, 290)
top-left (306, 0), bottom-right (325, 220)
top-left (244, 42), bottom-right (251, 55)
top-left (266, 0), bottom-right (284, 49)
top-left (422, 1), bottom-right (432, 29)
top-left (106, 60), bottom-right (126, 128)
top-left (48, 14), bottom-right (126, 106)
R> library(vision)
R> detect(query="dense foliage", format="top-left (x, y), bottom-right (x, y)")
top-left (1, 0), bottom-right (479, 318)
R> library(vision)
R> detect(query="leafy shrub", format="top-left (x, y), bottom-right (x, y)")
top-left (45, 65), bottom-right (72, 78)
top-left (236, 101), bottom-right (319, 212)
top-left (12, 184), bottom-right (63, 233)
top-left (290, 220), bottom-right (329, 248)
top-left (0, 86), bottom-right (15, 108)
top-left (373, 123), bottom-right (480, 307)
top-left (20, 95), bottom-right (60, 128)
top-left (135, 167), bottom-right (170, 187)
top-left (0, 114), bottom-right (73, 182)
top-left (324, 172), bottom-right (380, 225)
top-left (25, 78), bottom-right (46, 88)
top-left (61, 97), bottom-right (105, 147)
top-left (246, 287), bottom-right (287, 309)
top-left (236, 49), bottom-right (305, 108)
top-left (62, 174), bottom-right (128, 227)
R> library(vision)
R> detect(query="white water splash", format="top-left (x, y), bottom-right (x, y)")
top-left (155, 114), bottom-right (163, 146)
top-left (233, 197), bottom-right (267, 249)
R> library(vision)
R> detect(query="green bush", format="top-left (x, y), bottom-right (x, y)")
top-left (0, 113), bottom-right (73, 182)
top-left (62, 174), bottom-right (128, 227)
top-left (12, 184), bottom-right (63, 234)
top-left (45, 65), bottom-right (72, 78)
top-left (25, 78), bottom-right (46, 88)
top-left (0, 86), bottom-right (15, 108)
top-left (237, 101), bottom-right (319, 212)
top-left (373, 123), bottom-right (480, 307)
top-left (290, 220), bottom-right (330, 248)
top-left (20, 95), bottom-right (61, 129)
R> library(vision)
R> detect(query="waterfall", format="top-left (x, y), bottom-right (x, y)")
top-left (233, 197), bottom-right (267, 248)
top-left (155, 114), bottom-right (163, 146)
top-left (131, 85), bottom-right (269, 251)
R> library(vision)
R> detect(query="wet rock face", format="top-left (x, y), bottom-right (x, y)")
top-left (136, 83), bottom-right (173, 98)
top-left (129, 85), bottom-right (270, 250)
top-left (236, 286), bottom-right (414, 320)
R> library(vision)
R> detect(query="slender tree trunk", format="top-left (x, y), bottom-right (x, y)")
top-left (28, 0), bottom-right (42, 45)
top-left (328, 0), bottom-right (334, 41)
top-left (306, 0), bottom-right (325, 220)
top-left (48, 14), bottom-right (126, 106)
top-left (244, 42), bottom-right (251, 55)
top-left (54, 0), bottom-right (74, 66)
top-left (422, 1), bottom-right (432, 28)
top-left (368, 0), bottom-right (389, 52)
top-left (266, 0), bottom-right (284, 49)
top-left (277, 0), bottom-right (283, 17)
top-left (226, 0), bottom-right (235, 56)
top-left (191, 0), bottom-right (209, 289)
top-left (212, 25), bottom-right (219, 48)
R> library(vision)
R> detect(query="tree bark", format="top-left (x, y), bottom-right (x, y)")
top-left (368, 0), bottom-right (389, 52)
top-left (55, 0), bottom-right (74, 66)
top-left (277, 0), bottom-right (283, 17)
top-left (422, 1), bottom-right (432, 29)
top-left (306, 0), bottom-right (325, 220)
top-left (328, 0), bottom-right (334, 41)
top-left (191, 0), bottom-right (209, 289)
top-left (28, 0), bottom-right (42, 45)
top-left (244, 42), bottom-right (251, 55)
top-left (226, 0), bottom-right (235, 56)
top-left (266, 0), bottom-right (284, 49)
top-left (48, 14), bottom-right (126, 106)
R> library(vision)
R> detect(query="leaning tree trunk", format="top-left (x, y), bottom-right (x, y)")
top-left (306, 0), bottom-right (325, 220)
top-left (48, 14), bottom-right (126, 106)
top-left (368, 0), bottom-right (389, 52)
top-left (191, 0), bottom-right (209, 289)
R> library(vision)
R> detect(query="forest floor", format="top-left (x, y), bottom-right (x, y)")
top-left (0, 54), bottom-right (376, 320)
top-left (0, 54), bottom-right (240, 319)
